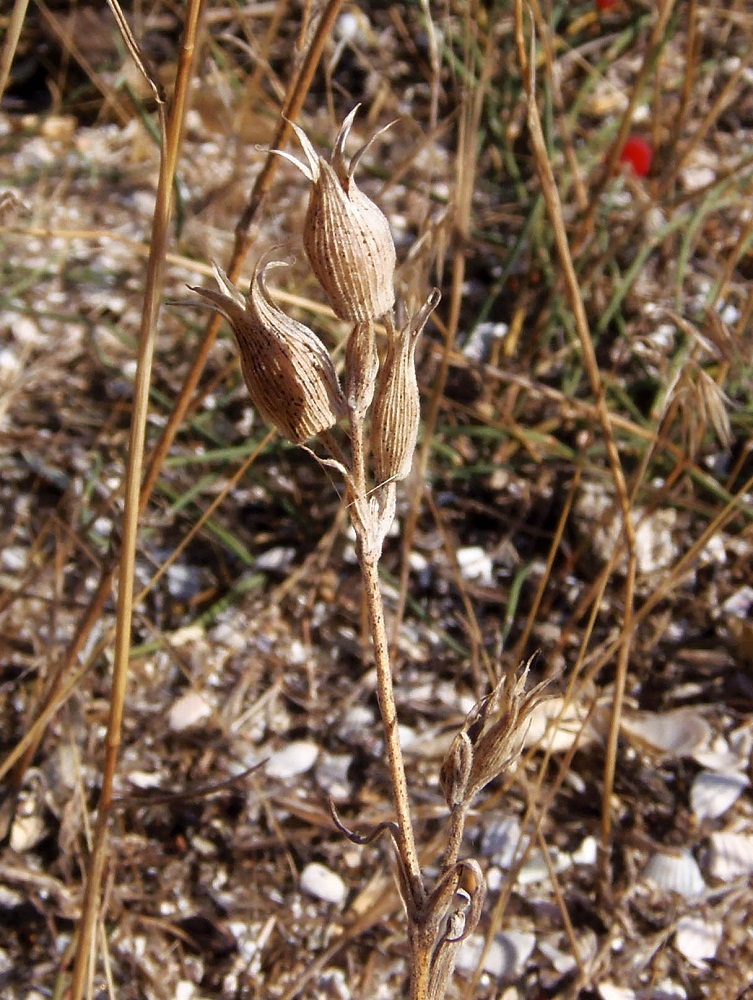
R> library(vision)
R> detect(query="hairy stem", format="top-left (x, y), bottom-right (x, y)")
top-left (359, 553), bottom-right (425, 909)
top-left (442, 805), bottom-right (467, 874)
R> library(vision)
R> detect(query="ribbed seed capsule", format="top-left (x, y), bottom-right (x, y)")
top-left (371, 290), bottom-right (440, 484)
top-left (190, 262), bottom-right (346, 444)
top-left (276, 108), bottom-right (396, 322)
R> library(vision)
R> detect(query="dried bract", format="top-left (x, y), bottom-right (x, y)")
top-left (439, 731), bottom-right (473, 809)
top-left (190, 262), bottom-right (346, 444)
top-left (278, 108), bottom-right (397, 322)
top-left (371, 290), bottom-right (440, 484)
top-left (442, 654), bottom-right (551, 807)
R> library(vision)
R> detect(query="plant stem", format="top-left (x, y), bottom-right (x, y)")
top-left (410, 945), bottom-right (432, 1000)
top-left (67, 5), bottom-right (203, 994)
top-left (443, 804), bottom-right (467, 874)
top-left (359, 553), bottom-right (425, 909)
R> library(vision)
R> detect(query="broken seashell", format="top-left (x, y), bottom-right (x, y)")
top-left (456, 929), bottom-right (535, 980)
top-left (674, 915), bottom-right (722, 969)
top-left (522, 694), bottom-right (598, 754)
top-left (644, 849), bottom-right (705, 897)
top-left (620, 708), bottom-right (711, 759)
top-left (690, 769), bottom-right (748, 821)
top-left (708, 831), bottom-right (753, 881)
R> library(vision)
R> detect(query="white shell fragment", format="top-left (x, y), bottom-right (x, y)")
top-left (674, 915), bottom-right (722, 969)
top-left (598, 985), bottom-right (636, 1000)
top-left (255, 546), bottom-right (296, 571)
top-left (517, 847), bottom-right (573, 886)
top-left (456, 930), bottom-right (535, 980)
top-left (720, 584), bottom-right (753, 618)
top-left (315, 752), bottom-right (352, 801)
top-left (690, 770), bottom-right (748, 821)
top-left (481, 815), bottom-right (525, 869)
top-left (523, 695), bottom-right (598, 754)
top-left (708, 831), bottom-right (753, 881)
top-left (300, 862), bottom-right (346, 905)
top-left (644, 850), bottom-right (705, 897)
top-left (169, 690), bottom-right (212, 732)
top-left (620, 709), bottom-right (711, 758)
top-left (456, 546), bottom-right (494, 585)
top-left (265, 740), bottom-right (320, 779)
top-left (634, 508), bottom-right (677, 574)
top-left (572, 835), bottom-right (598, 866)
top-left (10, 814), bottom-right (45, 852)
top-left (577, 484), bottom-right (676, 574)
top-left (694, 735), bottom-right (740, 772)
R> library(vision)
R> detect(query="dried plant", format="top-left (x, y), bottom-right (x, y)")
top-left (192, 108), bottom-right (549, 1000)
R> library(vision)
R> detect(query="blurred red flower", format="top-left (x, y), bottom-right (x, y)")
top-left (619, 135), bottom-right (653, 177)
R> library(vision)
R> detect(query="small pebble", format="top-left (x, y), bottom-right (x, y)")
top-left (457, 545), bottom-right (494, 585)
top-left (169, 691), bottom-right (212, 732)
top-left (255, 546), bottom-right (296, 571)
top-left (456, 930), bottom-right (535, 980)
top-left (266, 740), bottom-right (319, 779)
top-left (300, 862), bottom-right (346, 905)
top-left (10, 814), bottom-right (45, 852)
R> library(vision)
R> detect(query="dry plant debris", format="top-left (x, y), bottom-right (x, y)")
top-left (1, 1), bottom-right (753, 998)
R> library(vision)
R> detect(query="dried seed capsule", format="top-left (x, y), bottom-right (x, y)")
top-left (190, 262), bottom-right (346, 444)
top-left (371, 290), bottom-right (440, 484)
top-left (439, 732), bottom-right (473, 809)
top-left (276, 108), bottom-right (396, 323)
top-left (345, 319), bottom-right (378, 419)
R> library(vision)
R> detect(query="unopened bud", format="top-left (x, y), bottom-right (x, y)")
top-left (277, 108), bottom-right (396, 322)
top-left (190, 262), bottom-right (346, 444)
top-left (371, 290), bottom-right (440, 484)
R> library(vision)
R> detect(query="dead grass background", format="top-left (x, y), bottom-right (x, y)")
top-left (1, 0), bottom-right (753, 997)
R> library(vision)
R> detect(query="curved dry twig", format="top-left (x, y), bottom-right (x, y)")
top-left (328, 798), bottom-right (400, 848)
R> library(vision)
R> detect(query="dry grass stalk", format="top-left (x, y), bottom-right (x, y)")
top-left (65, 2), bottom-right (200, 995)
top-left (193, 109), bottom-right (549, 1000)
top-left (514, 5), bottom-right (637, 866)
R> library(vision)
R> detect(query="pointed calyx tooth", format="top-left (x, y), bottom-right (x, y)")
top-left (280, 108), bottom-right (397, 323)
top-left (190, 262), bottom-right (346, 444)
top-left (371, 290), bottom-right (440, 485)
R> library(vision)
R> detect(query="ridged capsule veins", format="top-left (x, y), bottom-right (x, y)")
top-left (371, 290), bottom-right (440, 484)
top-left (190, 262), bottom-right (346, 444)
top-left (276, 107), bottom-right (397, 323)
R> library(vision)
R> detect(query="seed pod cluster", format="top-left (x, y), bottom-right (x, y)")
top-left (191, 109), bottom-right (439, 495)
top-left (190, 262), bottom-right (346, 444)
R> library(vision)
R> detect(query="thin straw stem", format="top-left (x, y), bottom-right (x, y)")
top-left (66, 3), bottom-right (204, 995)
top-left (359, 554), bottom-right (424, 908)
